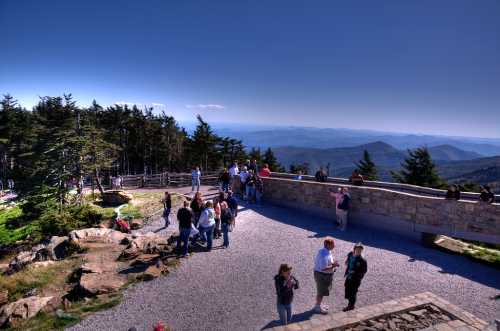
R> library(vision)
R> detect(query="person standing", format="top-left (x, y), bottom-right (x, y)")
top-left (255, 175), bottom-right (264, 205)
top-left (198, 200), bottom-right (216, 251)
top-left (274, 264), bottom-right (299, 325)
top-left (220, 201), bottom-right (232, 248)
top-left (259, 163), bottom-right (271, 177)
top-left (213, 193), bottom-right (224, 239)
top-left (239, 166), bottom-right (249, 199)
top-left (227, 191), bottom-right (238, 219)
top-left (7, 178), bottom-right (14, 191)
top-left (191, 166), bottom-right (201, 192)
top-left (176, 201), bottom-right (193, 257)
top-left (219, 168), bottom-right (231, 193)
top-left (249, 159), bottom-right (259, 174)
top-left (343, 243), bottom-right (368, 311)
top-left (161, 192), bottom-right (172, 228)
top-left (229, 162), bottom-right (240, 192)
top-left (245, 170), bottom-right (256, 203)
top-left (330, 187), bottom-right (351, 231)
top-left (190, 192), bottom-right (204, 227)
top-left (315, 167), bottom-right (327, 182)
top-left (313, 237), bottom-right (339, 314)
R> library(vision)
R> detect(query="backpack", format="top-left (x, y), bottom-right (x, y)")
top-left (338, 195), bottom-right (351, 211)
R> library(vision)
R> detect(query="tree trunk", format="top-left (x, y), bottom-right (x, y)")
top-left (94, 168), bottom-right (105, 195)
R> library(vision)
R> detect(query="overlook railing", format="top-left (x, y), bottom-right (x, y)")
top-left (120, 172), bottom-right (219, 188)
top-left (269, 172), bottom-right (499, 202)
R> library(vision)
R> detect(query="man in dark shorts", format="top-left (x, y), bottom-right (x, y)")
top-left (343, 242), bottom-right (367, 311)
top-left (313, 237), bottom-right (339, 314)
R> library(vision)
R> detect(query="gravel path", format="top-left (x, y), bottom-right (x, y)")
top-left (69, 192), bottom-right (500, 331)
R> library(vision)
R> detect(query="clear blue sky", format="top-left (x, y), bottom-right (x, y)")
top-left (1, 0), bottom-right (499, 137)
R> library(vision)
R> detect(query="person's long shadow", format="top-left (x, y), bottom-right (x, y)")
top-left (260, 310), bottom-right (315, 330)
top-left (244, 202), bottom-right (500, 290)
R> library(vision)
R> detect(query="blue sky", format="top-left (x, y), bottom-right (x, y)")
top-left (1, 0), bottom-right (499, 137)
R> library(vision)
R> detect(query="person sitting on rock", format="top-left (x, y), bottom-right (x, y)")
top-left (348, 170), bottom-right (364, 186)
top-left (343, 242), bottom-right (368, 311)
top-left (445, 184), bottom-right (461, 200)
top-left (479, 185), bottom-right (495, 204)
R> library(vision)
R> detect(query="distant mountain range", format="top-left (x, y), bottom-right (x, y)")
top-left (273, 141), bottom-right (482, 174)
top-left (271, 142), bottom-right (500, 191)
top-left (211, 125), bottom-right (500, 156)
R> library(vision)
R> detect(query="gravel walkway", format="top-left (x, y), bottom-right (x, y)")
top-left (69, 192), bottom-right (500, 331)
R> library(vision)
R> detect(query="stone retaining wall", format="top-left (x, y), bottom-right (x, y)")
top-left (262, 177), bottom-right (500, 244)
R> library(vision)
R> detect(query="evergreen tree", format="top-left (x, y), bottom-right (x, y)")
top-left (248, 147), bottom-right (262, 164)
top-left (262, 147), bottom-right (284, 172)
top-left (189, 115), bottom-right (220, 171)
top-left (356, 150), bottom-right (378, 180)
top-left (391, 147), bottom-right (444, 188)
top-left (289, 162), bottom-right (310, 175)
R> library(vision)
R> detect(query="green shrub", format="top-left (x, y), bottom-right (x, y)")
top-left (38, 204), bottom-right (104, 237)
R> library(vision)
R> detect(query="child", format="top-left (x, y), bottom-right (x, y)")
top-left (274, 264), bottom-right (299, 325)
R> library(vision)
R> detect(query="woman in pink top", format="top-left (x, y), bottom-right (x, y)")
top-left (259, 164), bottom-right (271, 177)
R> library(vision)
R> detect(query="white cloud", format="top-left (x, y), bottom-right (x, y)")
top-left (114, 101), bottom-right (137, 106)
top-left (151, 103), bottom-right (165, 107)
top-left (185, 104), bottom-right (225, 110)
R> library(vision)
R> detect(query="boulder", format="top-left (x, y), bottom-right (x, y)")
top-left (0, 296), bottom-right (53, 327)
top-left (69, 228), bottom-right (130, 244)
top-left (101, 190), bottom-right (133, 206)
top-left (120, 232), bottom-right (168, 259)
top-left (0, 290), bottom-right (8, 306)
top-left (46, 236), bottom-right (69, 260)
top-left (79, 273), bottom-right (126, 296)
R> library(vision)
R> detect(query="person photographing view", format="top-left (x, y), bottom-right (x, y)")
top-left (274, 264), bottom-right (299, 325)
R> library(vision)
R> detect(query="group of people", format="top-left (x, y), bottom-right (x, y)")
top-left (446, 184), bottom-right (496, 204)
top-left (173, 190), bottom-right (238, 257)
top-left (274, 238), bottom-right (367, 325)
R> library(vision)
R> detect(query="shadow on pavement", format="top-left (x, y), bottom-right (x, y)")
top-left (242, 201), bottom-right (500, 290)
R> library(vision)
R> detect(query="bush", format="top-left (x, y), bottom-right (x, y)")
top-left (38, 204), bottom-right (104, 237)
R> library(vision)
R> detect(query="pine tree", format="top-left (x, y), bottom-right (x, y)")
top-left (248, 147), bottom-right (262, 164)
top-left (262, 147), bottom-right (284, 172)
top-left (391, 147), bottom-right (444, 188)
top-left (356, 150), bottom-right (378, 180)
top-left (189, 115), bottom-right (220, 171)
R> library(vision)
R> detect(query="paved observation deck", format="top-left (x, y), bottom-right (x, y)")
top-left (69, 186), bottom-right (499, 331)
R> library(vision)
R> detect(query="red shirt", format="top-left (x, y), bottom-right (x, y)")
top-left (259, 167), bottom-right (271, 177)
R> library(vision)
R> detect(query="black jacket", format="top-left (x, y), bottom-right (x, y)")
top-left (220, 208), bottom-right (233, 225)
top-left (480, 191), bottom-right (495, 203)
top-left (177, 207), bottom-right (193, 229)
top-left (274, 275), bottom-right (299, 305)
top-left (344, 252), bottom-right (367, 282)
top-left (445, 190), bottom-right (461, 200)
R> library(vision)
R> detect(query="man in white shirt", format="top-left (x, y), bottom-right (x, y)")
top-left (229, 162), bottom-right (239, 192)
top-left (313, 237), bottom-right (339, 314)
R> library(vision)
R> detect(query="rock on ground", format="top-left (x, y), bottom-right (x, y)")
top-left (0, 296), bottom-right (53, 327)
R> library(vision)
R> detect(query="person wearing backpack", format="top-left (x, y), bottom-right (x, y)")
top-left (274, 264), bottom-right (299, 325)
top-left (330, 187), bottom-right (351, 231)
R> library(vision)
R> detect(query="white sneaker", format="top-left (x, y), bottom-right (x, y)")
top-left (314, 305), bottom-right (328, 314)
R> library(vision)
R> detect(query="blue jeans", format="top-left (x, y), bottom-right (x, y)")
top-left (255, 190), bottom-right (262, 205)
top-left (199, 225), bottom-right (214, 250)
top-left (163, 208), bottom-right (171, 227)
top-left (192, 178), bottom-right (200, 192)
top-left (246, 186), bottom-right (255, 202)
top-left (222, 182), bottom-right (229, 192)
top-left (222, 223), bottom-right (230, 247)
top-left (177, 228), bottom-right (191, 256)
top-left (277, 303), bottom-right (292, 325)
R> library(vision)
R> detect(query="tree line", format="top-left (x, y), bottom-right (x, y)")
top-left (0, 94), bottom-right (283, 203)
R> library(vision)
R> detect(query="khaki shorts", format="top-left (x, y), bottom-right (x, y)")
top-left (314, 271), bottom-right (333, 297)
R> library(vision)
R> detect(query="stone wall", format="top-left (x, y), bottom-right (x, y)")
top-left (262, 177), bottom-right (500, 244)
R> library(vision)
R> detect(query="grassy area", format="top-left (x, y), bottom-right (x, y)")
top-left (0, 206), bottom-right (38, 246)
top-left (0, 258), bottom-right (83, 302)
top-left (6, 293), bottom-right (123, 331)
top-left (463, 245), bottom-right (500, 268)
